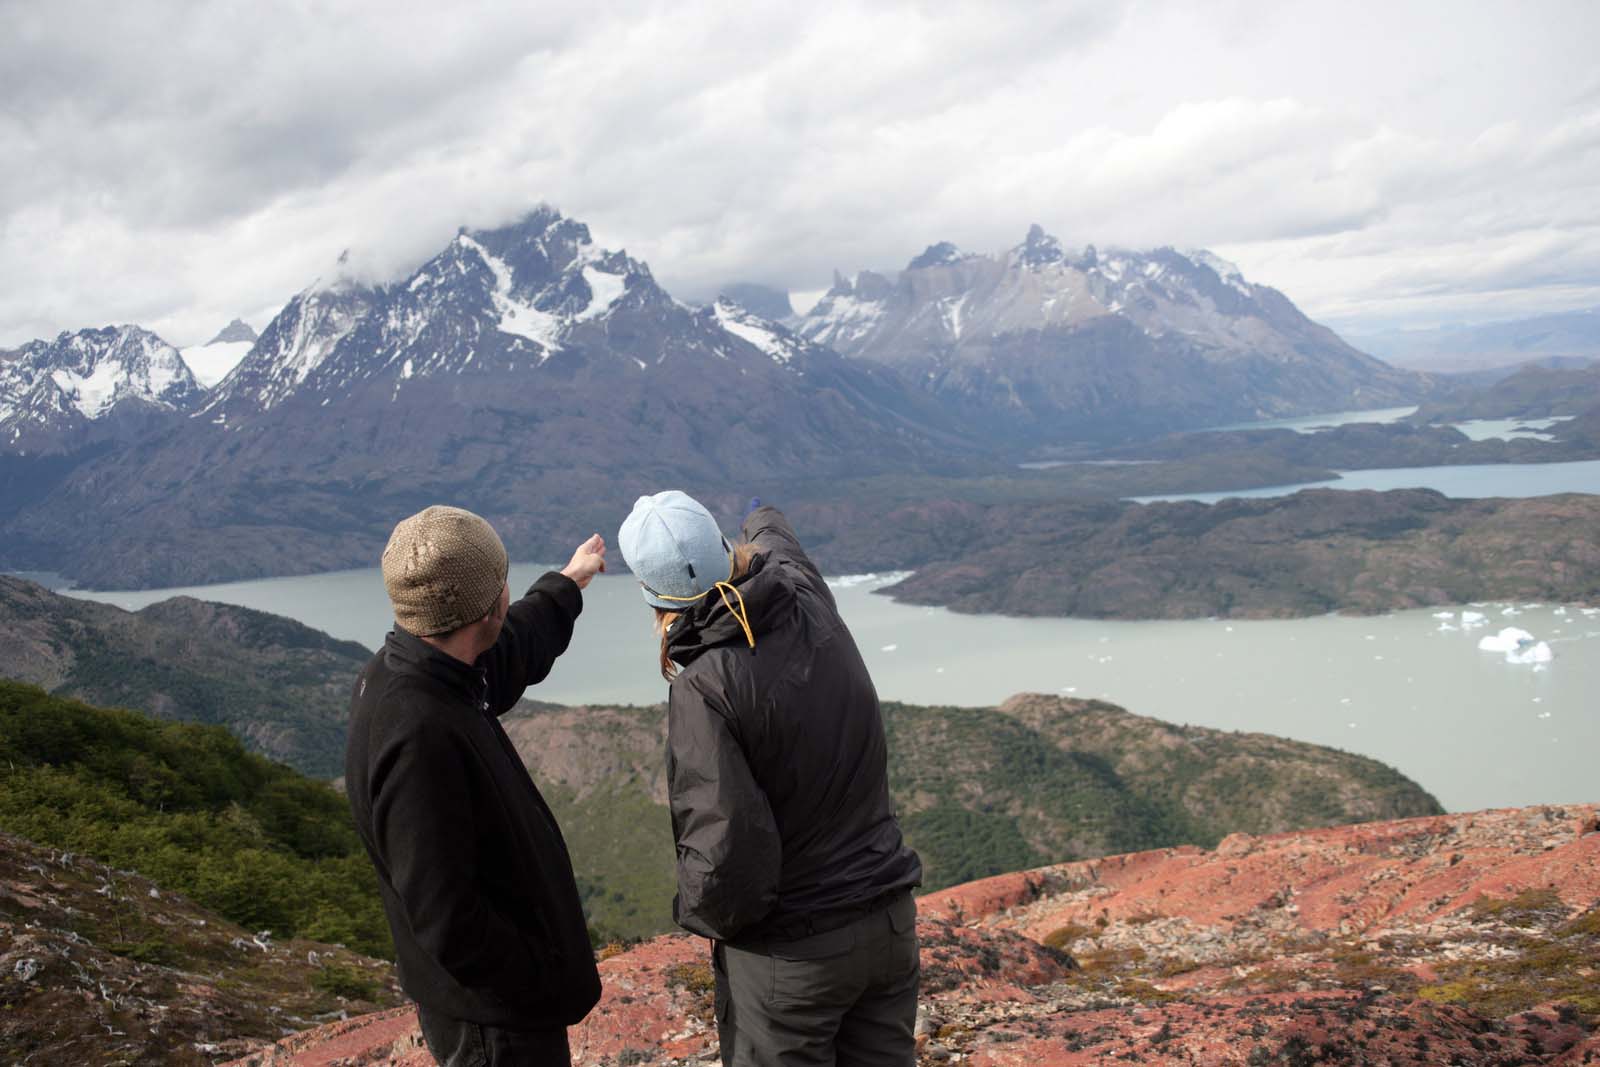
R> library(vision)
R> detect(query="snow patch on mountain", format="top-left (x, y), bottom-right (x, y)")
top-left (574, 266), bottom-right (627, 322)
top-left (0, 326), bottom-right (201, 451)
top-left (455, 234), bottom-right (563, 353)
top-left (797, 291), bottom-right (884, 349)
top-left (711, 299), bottom-right (804, 366)
top-left (1186, 249), bottom-right (1252, 295)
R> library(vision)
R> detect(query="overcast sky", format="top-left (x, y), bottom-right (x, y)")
top-left (3, 0), bottom-right (1598, 347)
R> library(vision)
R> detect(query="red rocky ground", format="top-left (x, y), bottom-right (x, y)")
top-left (225, 804), bottom-right (1600, 1066)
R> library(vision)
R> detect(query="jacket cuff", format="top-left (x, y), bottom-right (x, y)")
top-left (528, 571), bottom-right (583, 619)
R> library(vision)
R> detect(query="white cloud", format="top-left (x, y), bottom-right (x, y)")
top-left (1, 0), bottom-right (1598, 346)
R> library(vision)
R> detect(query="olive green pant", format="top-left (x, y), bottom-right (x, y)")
top-left (713, 893), bottom-right (919, 1067)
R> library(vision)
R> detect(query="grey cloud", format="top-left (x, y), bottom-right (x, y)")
top-left (2, 0), bottom-right (1598, 345)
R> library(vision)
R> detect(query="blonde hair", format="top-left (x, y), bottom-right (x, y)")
top-left (654, 541), bottom-right (761, 680)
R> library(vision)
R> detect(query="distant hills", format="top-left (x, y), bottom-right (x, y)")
top-left (0, 576), bottom-right (368, 776)
top-left (506, 692), bottom-right (1441, 941)
top-left (1352, 305), bottom-right (1600, 374)
top-left (0, 205), bottom-right (1438, 589)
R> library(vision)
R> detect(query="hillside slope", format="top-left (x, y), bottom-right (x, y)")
top-left (504, 694), bottom-right (1441, 941)
top-left (0, 827), bottom-right (401, 1066)
top-left (0, 681), bottom-right (391, 958)
top-left (227, 803), bottom-right (1600, 1067)
top-left (0, 577), bottom-right (369, 776)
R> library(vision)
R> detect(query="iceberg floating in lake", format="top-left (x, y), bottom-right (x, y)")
top-left (1478, 627), bottom-right (1535, 653)
top-left (1478, 627), bottom-right (1554, 665)
top-left (1507, 641), bottom-right (1553, 665)
top-left (1433, 611), bottom-right (1455, 620)
top-left (1459, 611), bottom-right (1488, 628)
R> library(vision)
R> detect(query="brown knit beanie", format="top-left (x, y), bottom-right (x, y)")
top-left (381, 505), bottom-right (509, 636)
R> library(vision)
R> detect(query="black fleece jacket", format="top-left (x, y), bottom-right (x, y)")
top-left (664, 506), bottom-right (923, 943)
top-left (344, 572), bottom-right (601, 1029)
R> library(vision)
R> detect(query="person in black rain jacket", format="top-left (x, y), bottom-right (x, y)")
top-left (618, 491), bottom-right (922, 1067)
top-left (345, 505), bottom-right (607, 1066)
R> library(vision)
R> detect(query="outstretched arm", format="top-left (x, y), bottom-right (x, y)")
top-left (479, 535), bottom-right (606, 715)
top-left (741, 504), bottom-right (834, 607)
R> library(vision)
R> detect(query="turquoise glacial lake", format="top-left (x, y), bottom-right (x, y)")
top-left (57, 568), bottom-right (1599, 816)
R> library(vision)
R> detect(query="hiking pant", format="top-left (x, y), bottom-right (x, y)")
top-left (713, 892), bottom-right (919, 1067)
top-left (416, 1002), bottom-right (570, 1066)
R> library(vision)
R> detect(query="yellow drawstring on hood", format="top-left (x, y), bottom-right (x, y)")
top-left (644, 563), bottom-right (757, 649)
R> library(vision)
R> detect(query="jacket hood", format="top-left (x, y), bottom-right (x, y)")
top-left (666, 551), bottom-right (796, 668)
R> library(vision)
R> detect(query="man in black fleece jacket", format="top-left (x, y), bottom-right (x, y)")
top-left (345, 505), bottom-right (607, 1066)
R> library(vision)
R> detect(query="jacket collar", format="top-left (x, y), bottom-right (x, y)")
top-left (384, 626), bottom-right (487, 704)
top-left (666, 552), bottom-right (795, 668)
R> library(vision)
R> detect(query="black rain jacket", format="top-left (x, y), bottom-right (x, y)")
top-left (664, 506), bottom-right (922, 942)
top-left (344, 573), bottom-right (601, 1029)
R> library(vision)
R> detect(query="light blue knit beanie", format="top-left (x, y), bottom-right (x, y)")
top-left (618, 490), bottom-right (734, 610)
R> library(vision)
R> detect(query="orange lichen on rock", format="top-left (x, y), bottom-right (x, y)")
top-left (225, 804), bottom-right (1600, 1067)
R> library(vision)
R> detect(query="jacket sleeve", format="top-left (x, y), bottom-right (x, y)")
top-left (479, 571), bottom-right (582, 715)
top-left (370, 714), bottom-right (554, 994)
top-left (740, 505), bottom-right (835, 609)
top-left (666, 673), bottom-right (782, 941)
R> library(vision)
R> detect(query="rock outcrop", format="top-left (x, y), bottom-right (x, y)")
top-left (223, 803), bottom-right (1600, 1066)
top-left (0, 830), bottom-right (401, 1066)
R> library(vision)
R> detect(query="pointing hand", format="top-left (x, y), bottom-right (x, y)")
top-left (561, 534), bottom-right (607, 589)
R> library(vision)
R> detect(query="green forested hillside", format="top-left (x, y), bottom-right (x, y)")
top-left (507, 693), bottom-right (1443, 942)
top-left (0, 679), bottom-right (390, 957)
top-left (0, 576), bottom-right (370, 777)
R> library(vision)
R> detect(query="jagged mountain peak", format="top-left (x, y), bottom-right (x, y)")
top-left (907, 241), bottom-right (968, 271)
top-left (796, 230), bottom-right (1419, 437)
top-left (0, 324), bottom-right (200, 453)
top-left (1016, 222), bottom-right (1065, 267)
top-left (203, 204), bottom-right (863, 423)
top-left (205, 318), bottom-right (258, 346)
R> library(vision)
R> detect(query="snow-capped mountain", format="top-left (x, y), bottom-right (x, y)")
top-left (3, 208), bottom-right (966, 587)
top-left (1, 325), bottom-right (200, 453)
top-left (179, 319), bottom-right (257, 390)
top-left (798, 225), bottom-right (1421, 438)
top-left (202, 208), bottom-right (859, 425)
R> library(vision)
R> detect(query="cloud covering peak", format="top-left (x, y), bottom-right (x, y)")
top-left (3, 1), bottom-right (1598, 346)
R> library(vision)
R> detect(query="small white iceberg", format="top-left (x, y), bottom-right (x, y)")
top-left (1460, 611), bottom-right (1488, 628)
top-left (880, 644), bottom-right (899, 653)
top-left (1477, 627), bottom-right (1555, 665)
top-left (1478, 627), bottom-right (1535, 653)
top-left (1432, 611), bottom-right (1456, 620)
top-left (1508, 642), bottom-right (1554, 665)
